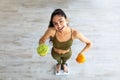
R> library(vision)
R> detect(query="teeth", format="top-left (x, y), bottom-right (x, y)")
top-left (59, 26), bottom-right (64, 30)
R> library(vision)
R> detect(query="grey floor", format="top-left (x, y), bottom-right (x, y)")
top-left (0, 0), bottom-right (120, 80)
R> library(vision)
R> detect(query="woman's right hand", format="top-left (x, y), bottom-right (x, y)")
top-left (76, 53), bottom-right (86, 64)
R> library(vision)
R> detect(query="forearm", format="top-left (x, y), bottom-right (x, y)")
top-left (39, 37), bottom-right (46, 44)
top-left (39, 28), bottom-right (53, 45)
top-left (79, 42), bottom-right (92, 54)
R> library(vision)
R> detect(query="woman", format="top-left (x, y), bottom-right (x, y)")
top-left (39, 9), bottom-right (92, 73)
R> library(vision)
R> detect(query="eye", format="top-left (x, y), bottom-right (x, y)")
top-left (60, 20), bottom-right (63, 23)
top-left (53, 23), bottom-right (57, 25)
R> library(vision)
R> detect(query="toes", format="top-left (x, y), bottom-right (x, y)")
top-left (56, 64), bottom-right (61, 73)
top-left (63, 64), bottom-right (68, 73)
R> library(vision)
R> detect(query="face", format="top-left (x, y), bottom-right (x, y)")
top-left (52, 15), bottom-right (68, 32)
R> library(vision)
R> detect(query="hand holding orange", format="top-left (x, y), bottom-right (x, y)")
top-left (76, 53), bottom-right (86, 64)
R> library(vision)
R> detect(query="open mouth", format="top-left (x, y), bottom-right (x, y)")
top-left (58, 26), bottom-right (64, 31)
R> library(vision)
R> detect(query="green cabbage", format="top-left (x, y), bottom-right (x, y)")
top-left (37, 44), bottom-right (49, 56)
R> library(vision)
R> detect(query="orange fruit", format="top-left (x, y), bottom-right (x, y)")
top-left (76, 53), bottom-right (86, 63)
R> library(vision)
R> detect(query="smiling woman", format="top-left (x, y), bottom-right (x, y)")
top-left (39, 9), bottom-right (92, 74)
top-left (52, 15), bottom-right (67, 32)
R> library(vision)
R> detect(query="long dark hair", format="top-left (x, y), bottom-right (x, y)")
top-left (48, 9), bottom-right (67, 28)
top-left (48, 9), bottom-right (67, 43)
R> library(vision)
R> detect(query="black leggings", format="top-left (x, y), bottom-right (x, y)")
top-left (51, 48), bottom-right (72, 64)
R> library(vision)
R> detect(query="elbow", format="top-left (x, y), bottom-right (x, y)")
top-left (87, 41), bottom-right (92, 48)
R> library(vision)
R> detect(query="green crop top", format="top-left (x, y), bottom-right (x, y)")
top-left (52, 29), bottom-right (73, 50)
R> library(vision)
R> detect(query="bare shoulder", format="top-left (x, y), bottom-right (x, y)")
top-left (47, 27), bottom-right (56, 37)
top-left (72, 28), bottom-right (81, 39)
top-left (47, 27), bottom-right (55, 32)
top-left (72, 28), bottom-right (91, 43)
top-left (72, 28), bottom-right (78, 35)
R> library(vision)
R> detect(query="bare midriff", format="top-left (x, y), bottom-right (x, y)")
top-left (53, 47), bottom-right (70, 54)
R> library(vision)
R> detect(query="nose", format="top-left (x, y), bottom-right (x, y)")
top-left (57, 23), bottom-right (61, 27)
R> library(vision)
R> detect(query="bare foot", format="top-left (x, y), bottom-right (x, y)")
top-left (63, 64), bottom-right (68, 73)
top-left (56, 64), bottom-right (61, 73)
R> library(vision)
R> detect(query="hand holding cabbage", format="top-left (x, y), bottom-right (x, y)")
top-left (37, 44), bottom-right (49, 56)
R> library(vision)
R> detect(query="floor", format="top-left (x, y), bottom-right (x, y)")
top-left (0, 0), bottom-right (120, 80)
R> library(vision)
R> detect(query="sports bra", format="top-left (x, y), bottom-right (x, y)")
top-left (52, 29), bottom-right (73, 50)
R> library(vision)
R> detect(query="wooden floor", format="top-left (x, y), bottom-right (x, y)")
top-left (0, 0), bottom-right (120, 80)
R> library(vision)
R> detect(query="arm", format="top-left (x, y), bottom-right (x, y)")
top-left (72, 29), bottom-right (92, 54)
top-left (39, 28), bottom-right (55, 44)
